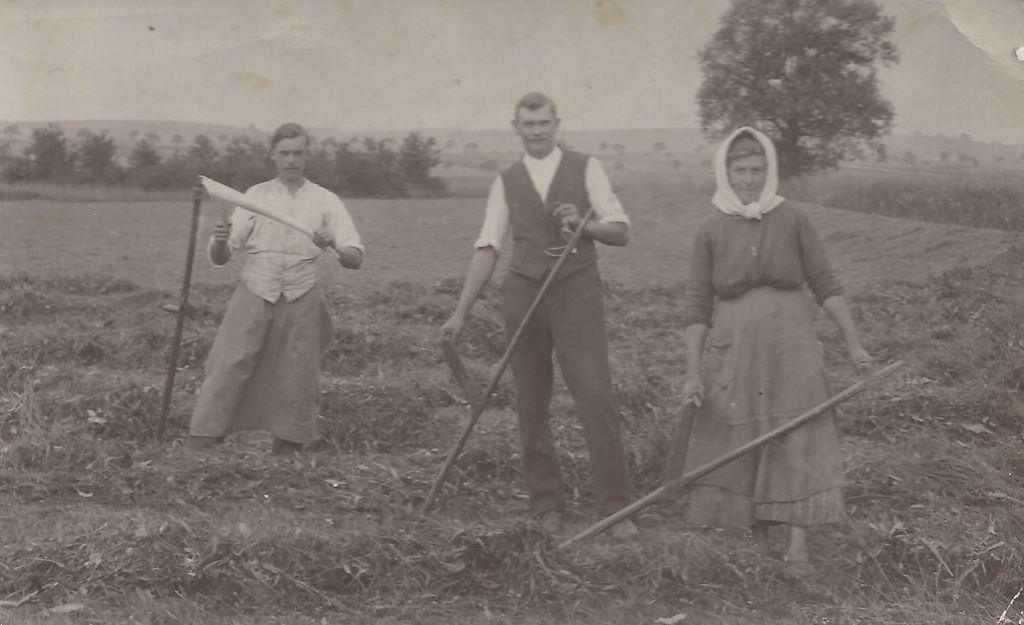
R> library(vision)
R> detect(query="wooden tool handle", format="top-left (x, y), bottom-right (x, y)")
top-left (421, 207), bottom-right (598, 513)
top-left (555, 360), bottom-right (906, 550)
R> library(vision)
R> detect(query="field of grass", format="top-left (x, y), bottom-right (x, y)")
top-left (2, 174), bottom-right (1024, 623)
top-left (0, 182), bottom-right (188, 203)
top-left (443, 152), bottom-right (1024, 233)
top-left (784, 168), bottom-right (1024, 231)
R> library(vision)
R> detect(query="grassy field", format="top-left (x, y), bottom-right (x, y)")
top-left (783, 168), bottom-right (1024, 231)
top-left (444, 152), bottom-right (1024, 232)
top-left (2, 174), bottom-right (1024, 623)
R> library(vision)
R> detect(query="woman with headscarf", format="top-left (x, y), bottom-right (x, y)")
top-left (679, 127), bottom-right (872, 572)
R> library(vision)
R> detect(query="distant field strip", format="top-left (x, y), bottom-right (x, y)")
top-left (1, 177), bottom-right (1019, 295)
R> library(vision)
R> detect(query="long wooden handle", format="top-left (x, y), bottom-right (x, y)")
top-left (662, 400), bottom-right (698, 487)
top-left (555, 360), bottom-right (906, 550)
top-left (157, 180), bottom-right (205, 441)
top-left (422, 206), bottom-right (598, 513)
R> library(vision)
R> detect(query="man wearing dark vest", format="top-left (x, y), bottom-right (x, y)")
top-left (440, 92), bottom-right (637, 539)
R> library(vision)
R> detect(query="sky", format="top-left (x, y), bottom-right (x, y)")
top-left (1, 0), bottom-right (1023, 142)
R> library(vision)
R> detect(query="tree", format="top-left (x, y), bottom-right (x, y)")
top-left (599, 140), bottom-right (608, 152)
top-left (0, 142), bottom-right (11, 179)
top-left (0, 146), bottom-right (30, 183)
top-left (129, 130), bottom-right (140, 141)
top-left (24, 124), bottom-right (73, 181)
top-left (172, 133), bottom-right (184, 143)
top-left (697, 0), bottom-right (899, 178)
top-left (76, 130), bottom-right (120, 183)
top-left (76, 128), bottom-right (91, 139)
top-left (653, 141), bottom-right (666, 152)
top-left (397, 132), bottom-right (441, 185)
top-left (217, 136), bottom-right (271, 190)
top-left (146, 132), bottom-right (160, 142)
top-left (129, 139), bottom-right (161, 171)
top-left (939, 151), bottom-right (949, 162)
top-left (335, 137), bottom-right (406, 198)
top-left (3, 124), bottom-right (20, 136)
top-left (188, 134), bottom-right (219, 172)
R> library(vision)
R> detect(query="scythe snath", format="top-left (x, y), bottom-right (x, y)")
top-left (156, 178), bottom-right (205, 441)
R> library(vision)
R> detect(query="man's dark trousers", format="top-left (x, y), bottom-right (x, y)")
top-left (501, 262), bottom-right (633, 516)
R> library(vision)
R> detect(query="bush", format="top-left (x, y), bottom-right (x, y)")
top-left (3, 128), bottom-right (449, 199)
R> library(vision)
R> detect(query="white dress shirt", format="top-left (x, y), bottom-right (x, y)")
top-left (210, 178), bottom-right (363, 302)
top-left (474, 147), bottom-right (629, 253)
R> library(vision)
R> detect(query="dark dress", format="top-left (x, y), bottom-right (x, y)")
top-left (680, 202), bottom-right (846, 526)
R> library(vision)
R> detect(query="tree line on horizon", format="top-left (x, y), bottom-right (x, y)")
top-left (0, 125), bottom-right (448, 199)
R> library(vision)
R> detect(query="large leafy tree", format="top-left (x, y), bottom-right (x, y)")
top-left (697, 0), bottom-right (898, 178)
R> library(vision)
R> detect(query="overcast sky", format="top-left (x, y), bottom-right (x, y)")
top-left (2, 0), bottom-right (1022, 142)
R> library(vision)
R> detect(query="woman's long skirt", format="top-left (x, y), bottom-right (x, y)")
top-left (684, 287), bottom-right (845, 527)
top-left (188, 283), bottom-right (333, 445)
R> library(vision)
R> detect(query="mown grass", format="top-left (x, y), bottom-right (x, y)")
top-left (3, 238), bottom-right (1024, 623)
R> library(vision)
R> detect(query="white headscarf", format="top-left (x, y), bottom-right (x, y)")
top-left (712, 126), bottom-right (785, 220)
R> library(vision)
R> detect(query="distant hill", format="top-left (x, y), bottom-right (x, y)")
top-left (1, 119), bottom-right (1021, 167)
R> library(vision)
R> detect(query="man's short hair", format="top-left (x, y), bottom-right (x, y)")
top-left (270, 123), bottom-right (310, 150)
top-left (514, 93), bottom-right (558, 119)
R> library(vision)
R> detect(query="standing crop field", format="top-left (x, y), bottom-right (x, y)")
top-left (2, 174), bottom-right (1024, 623)
top-left (784, 166), bottom-right (1024, 231)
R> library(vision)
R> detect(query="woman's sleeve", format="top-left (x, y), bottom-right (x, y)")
top-left (681, 225), bottom-right (715, 327)
top-left (796, 210), bottom-right (844, 305)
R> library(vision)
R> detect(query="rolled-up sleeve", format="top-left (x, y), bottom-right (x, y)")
top-left (585, 157), bottom-right (630, 226)
top-left (326, 195), bottom-right (364, 254)
top-left (796, 210), bottom-right (843, 305)
top-left (473, 176), bottom-right (510, 253)
top-left (681, 226), bottom-right (715, 327)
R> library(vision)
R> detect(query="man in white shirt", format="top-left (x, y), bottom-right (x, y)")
top-left (440, 93), bottom-right (637, 538)
top-left (188, 123), bottom-right (364, 454)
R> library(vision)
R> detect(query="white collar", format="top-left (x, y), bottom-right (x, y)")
top-left (274, 177), bottom-right (308, 195)
top-left (523, 145), bottom-right (563, 166)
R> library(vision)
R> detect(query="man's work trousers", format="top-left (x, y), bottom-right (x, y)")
top-left (501, 263), bottom-right (633, 516)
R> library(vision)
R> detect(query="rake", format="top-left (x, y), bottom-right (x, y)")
top-left (555, 359), bottom-right (906, 550)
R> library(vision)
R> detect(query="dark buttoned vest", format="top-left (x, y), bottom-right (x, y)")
top-left (501, 150), bottom-right (597, 281)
